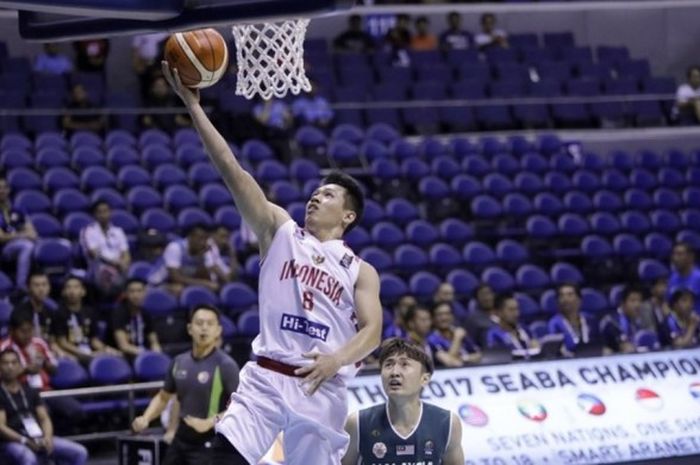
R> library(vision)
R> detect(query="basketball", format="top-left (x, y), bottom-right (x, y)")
top-left (164, 28), bottom-right (229, 88)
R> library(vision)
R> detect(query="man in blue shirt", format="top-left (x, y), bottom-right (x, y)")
top-left (666, 289), bottom-right (699, 348)
top-left (547, 283), bottom-right (596, 356)
top-left (486, 293), bottom-right (538, 352)
top-left (439, 12), bottom-right (472, 51)
top-left (600, 285), bottom-right (646, 354)
top-left (668, 242), bottom-right (700, 312)
top-left (33, 43), bottom-right (73, 75)
top-left (0, 176), bottom-right (37, 292)
top-left (291, 83), bottom-right (334, 129)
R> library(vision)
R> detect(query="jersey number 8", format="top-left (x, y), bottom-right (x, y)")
top-left (302, 290), bottom-right (314, 311)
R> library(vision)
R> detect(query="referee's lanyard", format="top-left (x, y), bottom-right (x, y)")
top-left (1, 386), bottom-right (43, 439)
top-left (131, 314), bottom-right (144, 348)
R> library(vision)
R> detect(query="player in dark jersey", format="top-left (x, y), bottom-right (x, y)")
top-left (342, 338), bottom-right (463, 465)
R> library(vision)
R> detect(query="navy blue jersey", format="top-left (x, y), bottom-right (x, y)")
top-left (358, 402), bottom-right (452, 465)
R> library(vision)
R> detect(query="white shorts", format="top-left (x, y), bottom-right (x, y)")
top-left (215, 361), bottom-right (349, 465)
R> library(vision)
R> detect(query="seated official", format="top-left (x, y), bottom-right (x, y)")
top-left (427, 302), bottom-right (481, 367)
top-left (666, 289), bottom-right (699, 348)
top-left (600, 286), bottom-right (648, 354)
top-left (486, 293), bottom-right (539, 352)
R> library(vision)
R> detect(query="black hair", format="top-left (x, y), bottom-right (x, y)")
top-left (378, 337), bottom-right (434, 374)
top-left (91, 200), bottom-right (110, 214)
top-left (183, 221), bottom-right (212, 237)
top-left (188, 304), bottom-right (222, 324)
top-left (494, 292), bottom-right (515, 311)
top-left (687, 66), bottom-right (700, 79)
top-left (670, 289), bottom-right (695, 307)
top-left (321, 171), bottom-right (365, 233)
top-left (9, 309), bottom-right (33, 330)
top-left (0, 348), bottom-right (19, 361)
top-left (621, 285), bottom-right (644, 303)
top-left (673, 241), bottom-right (694, 255)
top-left (430, 301), bottom-right (453, 317)
top-left (481, 12), bottom-right (496, 24)
top-left (124, 277), bottom-right (147, 288)
top-left (556, 282), bottom-right (582, 299)
top-left (61, 274), bottom-right (85, 289)
top-left (403, 305), bottom-right (430, 325)
top-left (26, 271), bottom-right (49, 287)
top-left (475, 283), bottom-right (493, 296)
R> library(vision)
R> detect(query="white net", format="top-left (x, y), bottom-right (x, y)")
top-left (231, 18), bottom-right (312, 100)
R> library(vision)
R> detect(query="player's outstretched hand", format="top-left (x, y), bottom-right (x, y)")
top-left (131, 416), bottom-right (149, 433)
top-left (295, 352), bottom-right (342, 396)
top-left (161, 61), bottom-right (200, 107)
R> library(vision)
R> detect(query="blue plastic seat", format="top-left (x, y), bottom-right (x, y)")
top-left (164, 185), bottom-right (198, 213)
top-left (624, 188), bottom-right (653, 210)
top-left (81, 166), bottom-right (116, 192)
top-left (619, 210), bottom-right (651, 235)
top-left (30, 213), bottom-right (62, 237)
top-left (90, 355), bottom-right (132, 385)
top-left (601, 169), bottom-right (629, 192)
top-left (681, 209), bottom-right (700, 230)
top-left (128, 261), bottom-right (153, 281)
top-left (53, 189), bottom-right (90, 215)
top-left (379, 273), bottom-right (408, 304)
top-left (581, 235), bottom-right (613, 257)
top-left (551, 262), bottom-right (584, 285)
top-left (658, 168), bottom-right (685, 190)
top-left (177, 208), bottom-right (213, 232)
top-left (589, 212), bottom-right (621, 236)
top-left (461, 155), bottom-right (491, 177)
top-left (385, 198), bottom-right (419, 226)
top-left (481, 267), bottom-right (515, 293)
top-left (43, 167), bottom-right (79, 194)
top-left (51, 358), bottom-right (89, 389)
top-left (630, 168), bottom-right (657, 190)
top-left (361, 199), bottom-right (385, 229)
top-left (581, 288), bottom-right (609, 314)
top-left (447, 269), bottom-right (479, 298)
top-left (463, 241), bottom-right (496, 267)
top-left (534, 192), bottom-right (564, 216)
top-left (91, 188), bottom-right (126, 210)
top-left (35, 148), bottom-right (70, 170)
top-left (683, 187), bottom-right (700, 207)
top-left (111, 210), bottom-right (139, 235)
top-left (8, 168), bottom-right (42, 192)
top-left (650, 209), bottom-right (681, 233)
top-left (133, 351), bottom-right (172, 382)
top-left (143, 288), bottom-right (178, 317)
top-left (34, 238), bottom-right (72, 271)
top-left (371, 222), bottom-right (405, 249)
top-left (237, 310), bottom-right (260, 336)
top-left (0, 150), bottom-right (32, 170)
top-left (513, 172), bottom-right (544, 195)
top-left (558, 213), bottom-right (590, 237)
top-left (471, 195), bottom-right (502, 219)
top-left (394, 245), bottom-right (429, 272)
top-left (593, 190), bottom-right (623, 212)
top-left (141, 145), bottom-right (175, 170)
top-left (496, 239), bottom-right (529, 266)
top-left (526, 215), bottom-right (557, 238)
top-left (563, 191), bottom-right (593, 214)
top-left (175, 144), bottom-right (208, 168)
top-left (516, 264), bottom-right (550, 290)
top-left (502, 193), bottom-right (533, 218)
top-left (418, 176), bottom-right (450, 201)
top-left (62, 211), bottom-right (93, 239)
top-left (520, 153), bottom-right (548, 174)
top-left (613, 233), bottom-right (644, 257)
top-left (439, 219), bottom-right (473, 245)
top-left (409, 271), bottom-right (442, 300)
top-left (360, 247), bottom-right (393, 272)
top-left (653, 188), bottom-right (682, 210)
top-left (572, 170), bottom-right (600, 193)
top-left (483, 173), bottom-right (513, 198)
top-left (220, 282), bottom-right (257, 314)
top-left (127, 186), bottom-right (162, 214)
top-left (543, 171), bottom-right (572, 195)
top-left (429, 243), bottom-right (462, 269)
top-left (179, 285), bottom-right (219, 310)
top-left (140, 208), bottom-right (176, 233)
top-left (644, 232), bottom-right (673, 258)
top-left (431, 156), bottom-right (461, 180)
top-left (345, 226), bottom-right (370, 251)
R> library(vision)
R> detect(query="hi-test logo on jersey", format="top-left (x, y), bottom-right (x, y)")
top-left (280, 313), bottom-right (330, 341)
top-left (577, 393), bottom-right (606, 416)
top-left (517, 400), bottom-right (548, 422)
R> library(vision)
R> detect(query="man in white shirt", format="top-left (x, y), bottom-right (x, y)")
top-left (148, 223), bottom-right (232, 297)
top-left (474, 13), bottom-right (508, 51)
top-left (676, 66), bottom-right (700, 124)
top-left (80, 201), bottom-right (130, 297)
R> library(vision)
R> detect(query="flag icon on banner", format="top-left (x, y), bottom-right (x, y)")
top-left (458, 404), bottom-right (489, 427)
top-left (689, 382), bottom-right (700, 401)
top-left (577, 393), bottom-right (606, 416)
top-left (518, 400), bottom-right (548, 422)
top-left (635, 388), bottom-right (664, 411)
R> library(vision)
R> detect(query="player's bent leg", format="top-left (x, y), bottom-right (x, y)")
top-left (210, 433), bottom-right (250, 465)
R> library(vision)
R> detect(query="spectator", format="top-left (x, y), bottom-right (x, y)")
top-left (211, 225), bottom-right (240, 282)
top-left (548, 283), bottom-right (596, 356)
top-left (136, 228), bottom-right (168, 263)
top-left (80, 200), bottom-right (130, 297)
top-left (12, 272), bottom-right (57, 346)
top-left (474, 13), bottom-right (508, 51)
top-left (383, 294), bottom-right (417, 339)
top-left (0, 176), bottom-right (38, 292)
top-left (404, 306), bottom-right (434, 361)
top-left (0, 349), bottom-right (88, 465)
top-left (668, 242), bottom-right (700, 311)
top-left (33, 43), bottom-right (73, 75)
top-left (463, 283), bottom-right (497, 347)
top-left (675, 66), bottom-right (700, 125)
top-left (333, 15), bottom-right (374, 53)
top-left (428, 302), bottom-right (480, 367)
top-left (639, 277), bottom-right (672, 346)
top-left (110, 278), bottom-right (161, 357)
top-left (600, 286), bottom-right (645, 354)
top-left (291, 83), bottom-right (334, 128)
top-left (148, 223), bottom-right (231, 297)
top-left (666, 289), bottom-right (699, 348)
top-left (53, 276), bottom-right (119, 364)
top-left (439, 12), bottom-right (472, 51)
top-left (252, 98), bottom-right (293, 161)
top-left (132, 305), bottom-right (240, 464)
top-left (73, 38), bottom-right (109, 74)
top-left (410, 16), bottom-right (437, 51)
top-left (141, 75), bottom-right (192, 132)
top-left (486, 293), bottom-right (539, 351)
top-left (132, 33), bottom-right (169, 100)
top-left (433, 282), bottom-right (467, 322)
top-left (62, 83), bottom-right (106, 135)
top-left (384, 14), bottom-right (412, 67)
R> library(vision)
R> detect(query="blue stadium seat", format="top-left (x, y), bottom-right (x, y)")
top-left (127, 186), bottom-right (162, 214)
top-left (105, 130), bottom-right (136, 149)
top-left (502, 193), bottom-right (533, 218)
top-left (581, 288), bottom-right (609, 314)
top-left (543, 171), bottom-right (572, 195)
top-left (471, 195), bottom-right (502, 218)
top-left (43, 167), bottom-right (79, 194)
top-left (139, 129), bottom-right (171, 148)
top-left (30, 213), bottom-right (62, 237)
top-left (650, 209), bottom-right (681, 233)
top-left (394, 245), bottom-right (429, 272)
top-left (572, 170), bottom-right (600, 193)
top-left (526, 215), bottom-right (557, 238)
top-left (601, 169), bottom-right (629, 192)
top-left (551, 103), bottom-right (590, 127)
top-left (461, 155), bottom-right (491, 177)
top-left (653, 188), bottom-right (682, 210)
top-left (256, 160), bottom-right (289, 183)
top-left (143, 288), bottom-right (178, 317)
top-left (534, 192), bottom-right (565, 216)
top-left (665, 149), bottom-right (690, 170)
top-left (106, 146), bottom-right (139, 170)
top-left (379, 273), bottom-right (409, 304)
top-left (483, 173), bottom-right (513, 198)
top-left (409, 271), bottom-right (442, 300)
top-left (371, 222), bottom-right (405, 249)
top-left (481, 267), bottom-right (515, 293)
top-left (331, 124), bottom-right (364, 146)
top-left (237, 310), bottom-right (260, 336)
top-left (491, 154), bottom-right (520, 176)
top-left (658, 168), bottom-right (685, 189)
top-left (634, 329), bottom-right (660, 351)
top-left (175, 144), bottom-right (208, 168)
top-left (70, 130), bottom-right (102, 149)
top-left (513, 172), bottom-right (544, 195)
top-left (134, 351), bottom-right (172, 382)
top-left (589, 212), bottom-right (621, 236)
top-left (164, 185), bottom-right (198, 213)
top-left (550, 153), bottom-right (577, 174)
top-left (366, 123), bottom-right (400, 146)
top-left (476, 105), bottom-right (515, 130)
top-left (558, 213), bottom-right (590, 237)
top-left (688, 168), bottom-right (700, 186)
top-left (431, 156), bottom-right (461, 179)
top-left (551, 262), bottom-right (584, 285)
top-left (539, 289), bottom-right (558, 314)
top-left (520, 153), bottom-right (549, 174)
top-left (418, 176), bottom-right (450, 201)
top-left (8, 168), bottom-right (42, 191)
top-left (0, 149), bottom-right (32, 170)
top-left (644, 232), bottom-right (673, 258)
top-left (581, 235), bottom-right (613, 257)
top-left (34, 238), bottom-right (72, 272)
top-left (439, 219), bottom-right (473, 245)
top-left (142, 145), bottom-right (175, 170)
top-left (72, 146), bottom-right (106, 170)
top-left (188, 163), bottom-right (221, 188)
top-left (90, 355), bottom-right (133, 385)
top-left (35, 148), bottom-right (70, 170)
top-left (91, 188), bottom-right (126, 210)
top-left (81, 166), bottom-right (116, 192)
top-left (62, 211), bottom-right (92, 239)
top-left (128, 261), bottom-right (153, 281)
top-left (361, 199), bottom-right (385, 228)
top-left (179, 285), bottom-right (219, 310)
top-left (52, 189), bottom-right (89, 215)
top-left (51, 358), bottom-right (89, 389)
top-left (538, 134), bottom-right (563, 156)
top-left (111, 210), bottom-right (139, 235)
top-left (624, 188), bottom-right (653, 210)
top-left (581, 152), bottom-right (606, 172)
top-left (496, 239), bottom-right (529, 266)
top-left (593, 190), bottom-right (623, 212)
top-left (677, 230), bottom-right (700, 251)
top-left (563, 191), bottom-right (593, 214)
top-left (370, 159), bottom-right (399, 181)
top-left (681, 209), bottom-right (700, 230)
top-left (439, 107), bottom-right (477, 132)
top-left (446, 269), bottom-right (478, 298)
top-left (613, 233), bottom-right (644, 257)
top-left (638, 151), bottom-right (663, 171)
top-left (405, 220), bottom-right (439, 247)
top-left (463, 242), bottom-right (496, 267)
top-left (385, 198), bottom-right (419, 226)
top-left (619, 210), bottom-right (651, 235)
top-left (516, 264), bottom-right (550, 291)
top-left (528, 319), bottom-right (548, 338)
top-left (153, 164), bottom-right (187, 190)
top-left (360, 247), bottom-right (393, 272)
top-left (140, 208), bottom-right (176, 233)
top-left (429, 243), bottom-right (462, 269)
top-left (200, 183), bottom-right (232, 214)
top-left (630, 168), bottom-right (658, 190)
top-left (177, 208), bottom-right (213, 232)
top-left (220, 282), bottom-right (257, 314)
top-left (295, 125), bottom-right (327, 154)
top-left (345, 226), bottom-right (371, 250)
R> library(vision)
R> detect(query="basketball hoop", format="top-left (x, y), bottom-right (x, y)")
top-left (231, 18), bottom-right (312, 100)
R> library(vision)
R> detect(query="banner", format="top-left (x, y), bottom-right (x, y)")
top-left (347, 349), bottom-right (700, 465)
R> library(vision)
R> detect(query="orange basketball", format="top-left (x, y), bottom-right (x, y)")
top-left (164, 28), bottom-right (229, 88)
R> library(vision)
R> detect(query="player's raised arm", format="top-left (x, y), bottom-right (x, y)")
top-left (341, 412), bottom-right (360, 465)
top-left (162, 61), bottom-right (289, 256)
top-left (443, 412), bottom-right (465, 465)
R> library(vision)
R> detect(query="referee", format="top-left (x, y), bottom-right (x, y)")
top-left (132, 304), bottom-right (239, 465)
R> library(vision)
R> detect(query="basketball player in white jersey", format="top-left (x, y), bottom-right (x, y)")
top-left (161, 62), bottom-right (383, 465)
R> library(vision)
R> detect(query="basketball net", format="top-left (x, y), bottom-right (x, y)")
top-left (231, 18), bottom-right (312, 100)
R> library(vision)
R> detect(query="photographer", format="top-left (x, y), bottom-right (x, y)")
top-left (0, 349), bottom-right (87, 465)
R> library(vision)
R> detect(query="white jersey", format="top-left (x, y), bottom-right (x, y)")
top-left (252, 220), bottom-right (362, 379)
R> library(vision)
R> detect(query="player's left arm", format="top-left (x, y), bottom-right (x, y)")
top-left (443, 412), bottom-right (464, 465)
top-left (295, 261), bottom-right (382, 395)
